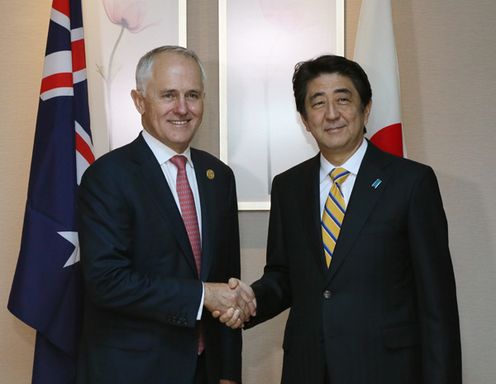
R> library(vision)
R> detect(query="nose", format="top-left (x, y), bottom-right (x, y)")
top-left (174, 96), bottom-right (188, 115)
top-left (326, 102), bottom-right (339, 120)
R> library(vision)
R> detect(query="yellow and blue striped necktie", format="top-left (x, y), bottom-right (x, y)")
top-left (322, 167), bottom-right (350, 268)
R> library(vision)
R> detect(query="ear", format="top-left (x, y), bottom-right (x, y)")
top-left (300, 113), bottom-right (311, 132)
top-left (363, 100), bottom-right (372, 126)
top-left (131, 89), bottom-right (145, 115)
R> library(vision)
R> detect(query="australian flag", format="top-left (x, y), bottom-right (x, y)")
top-left (8, 0), bottom-right (94, 382)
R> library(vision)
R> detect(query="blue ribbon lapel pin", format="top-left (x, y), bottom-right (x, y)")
top-left (371, 178), bottom-right (382, 189)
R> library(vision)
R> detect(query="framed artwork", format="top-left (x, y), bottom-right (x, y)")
top-left (83, 0), bottom-right (187, 156)
top-left (219, 0), bottom-right (344, 210)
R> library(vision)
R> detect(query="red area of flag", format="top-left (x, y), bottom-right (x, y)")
top-left (40, 72), bottom-right (73, 94)
top-left (72, 39), bottom-right (86, 72)
top-left (370, 123), bottom-right (403, 157)
top-left (52, 0), bottom-right (70, 17)
top-left (76, 132), bottom-right (95, 164)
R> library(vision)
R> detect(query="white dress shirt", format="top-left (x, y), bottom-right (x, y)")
top-left (319, 139), bottom-right (368, 218)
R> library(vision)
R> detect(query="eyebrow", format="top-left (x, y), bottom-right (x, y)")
top-left (308, 92), bottom-right (326, 102)
top-left (334, 88), bottom-right (352, 96)
top-left (308, 88), bottom-right (353, 102)
top-left (159, 88), bottom-right (203, 94)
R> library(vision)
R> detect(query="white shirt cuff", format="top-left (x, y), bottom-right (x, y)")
top-left (197, 282), bottom-right (205, 320)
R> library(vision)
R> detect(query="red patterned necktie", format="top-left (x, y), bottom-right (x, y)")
top-left (169, 155), bottom-right (204, 354)
top-left (170, 155), bottom-right (202, 275)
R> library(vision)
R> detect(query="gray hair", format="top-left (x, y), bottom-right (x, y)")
top-left (135, 46), bottom-right (206, 94)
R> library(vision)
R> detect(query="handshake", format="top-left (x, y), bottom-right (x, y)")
top-left (204, 278), bottom-right (256, 329)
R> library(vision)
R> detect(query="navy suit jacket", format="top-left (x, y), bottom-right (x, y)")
top-left (247, 142), bottom-right (461, 384)
top-left (76, 134), bottom-right (241, 384)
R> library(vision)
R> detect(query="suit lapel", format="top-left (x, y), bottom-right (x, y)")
top-left (301, 155), bottom-right (330, 276)
top-left (191, 149), bottom-right (213, 280)
top-left (326, 143), bottom-right (394, 283)
top-left (132, 134), bottom-right (198, 274)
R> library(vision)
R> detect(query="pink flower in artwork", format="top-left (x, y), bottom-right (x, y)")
top-left (100, 0), bottom-right (156, 149)
top-left (259, 0), bottom-right (316, 31)
top-left (102, 0), bottom-right (149, 33)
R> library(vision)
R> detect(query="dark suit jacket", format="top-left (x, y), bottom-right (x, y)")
top-left (247, 143), bottom-right (461, 384)
top-left (76, 134), bottom-right (241, 384)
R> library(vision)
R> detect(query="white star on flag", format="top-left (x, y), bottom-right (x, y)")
top-left (58, 231), bottom-right (80, 268)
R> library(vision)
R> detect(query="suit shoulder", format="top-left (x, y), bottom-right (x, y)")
top-left (272, 155), bottom-right (319, 184)
top-left (369, 144), bottom-right (435, 178)
top-left (276, 156), bottom-right (318, 178)
top-left (368, 151), bottom-right (442, 200)
top-left (191, 147), bottom-right (223, 165)
top-left (191, 148), bottom-right (234, 175)
top-left (81, 141), bottom-right (138, 183)
top-left (388, 154), bottom-right (435, 178)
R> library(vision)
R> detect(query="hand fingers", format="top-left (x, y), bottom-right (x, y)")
top-left (236, 281), bottom-right (256, 304)
top-left (220, 307), bottom-right (235, 323)
top-left (233, 292), bottom-right (256, 317)
top-left (246, 300), bottom-right (257, 316)
top-left (228, 277), bottom-right (239, 289)
top-left (231, 317), bottom-right (243, 329)
top-left (218, 307), bottom-right (235, 323)
top-left (212, 310), bottom-right (221, 318)
top-left (225, 308), bottom-right (241, 327)
top-left (221, 307), bottom-right (249, 329)
top-left (237, 284), bottom-right (257, 316)
top-left (234, 296), bottom-right (255, 318)
top-left (238, 287), bottom-right (253, 302)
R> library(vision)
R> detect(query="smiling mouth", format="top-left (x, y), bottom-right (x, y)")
top-left (168, 119), bottom-right (191, 125)
top-left (325, 125), bottom-right (345, 132)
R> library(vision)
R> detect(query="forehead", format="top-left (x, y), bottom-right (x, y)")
top-left (149, 53), bottom-right (203, 90)
top-left (306, 73), bottom-right (358, 97)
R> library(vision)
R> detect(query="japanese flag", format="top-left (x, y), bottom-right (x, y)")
top-left (354, 0), bottom-right (405, 157)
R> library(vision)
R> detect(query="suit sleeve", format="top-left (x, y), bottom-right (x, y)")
top-left (78, 163), bottom-right (202, 328)
top-left (408, 167), bottom-right (462, 383)
top-left (247, 175), bottom-right (292, 327)
top-left (218, 169), bottom-right (243, 382)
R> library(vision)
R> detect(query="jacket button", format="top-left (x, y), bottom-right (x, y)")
top-left (323, 290), bottom-right (332, 299)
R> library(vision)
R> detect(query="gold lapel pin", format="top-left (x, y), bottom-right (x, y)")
top-left (206, 169), bottom-right (215, 180)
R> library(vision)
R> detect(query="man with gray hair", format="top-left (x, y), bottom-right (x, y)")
top-left (76, 46), bottom-right (255, 384)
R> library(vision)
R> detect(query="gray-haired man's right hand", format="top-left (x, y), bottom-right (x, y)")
top-left (206, 278), bottom-right (256, 329)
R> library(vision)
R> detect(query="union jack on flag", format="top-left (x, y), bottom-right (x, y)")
top-left (8, 0), bottom-right (93, 382)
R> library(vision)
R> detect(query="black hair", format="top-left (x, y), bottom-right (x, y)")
top-left (292, 55), bottom-right (372, 119)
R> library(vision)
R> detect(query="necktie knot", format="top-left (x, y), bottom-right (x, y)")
top-left (170, 155), bottom-right (187, 170)
top-left (330, 167), bottom-right (350, 186)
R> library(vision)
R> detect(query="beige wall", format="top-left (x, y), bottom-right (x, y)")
top-left (0, 0), bottom-right (51, 381)
top-left (2, 1), bottom-right (495, 383)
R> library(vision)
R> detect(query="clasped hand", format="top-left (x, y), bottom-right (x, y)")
top-left (204, 278), bottom-right (256, 329)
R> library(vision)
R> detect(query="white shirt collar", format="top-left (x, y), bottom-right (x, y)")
top-left (320, 139), bottom-right (368, 183)
top-left (142, 129), bottom-right (193, 166)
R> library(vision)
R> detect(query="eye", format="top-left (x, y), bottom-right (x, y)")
top-left (161, 91), bottom-right (176, 100)
top-left (186, 91), bottom-right (201, 100)
top-left (337, 97), bottom-right (350, 104)
top-left (312, 99), bottom-right (326, 108)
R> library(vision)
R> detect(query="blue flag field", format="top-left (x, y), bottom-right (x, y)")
top-left (8, 0), bottom-right (94, 382)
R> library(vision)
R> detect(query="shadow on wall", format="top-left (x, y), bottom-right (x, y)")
top-left (438, 170), bottom-right (496, 383)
